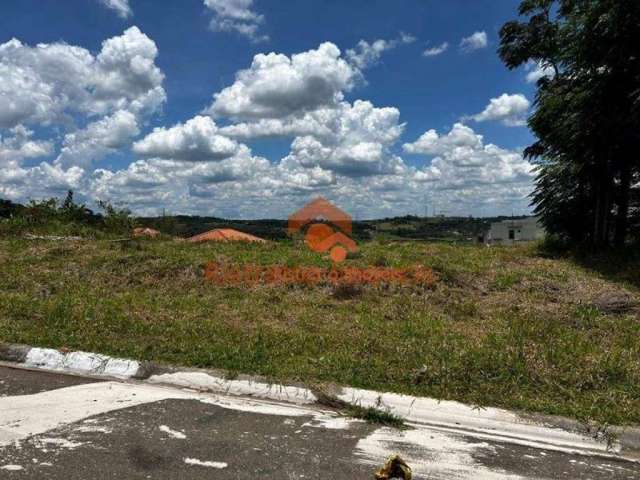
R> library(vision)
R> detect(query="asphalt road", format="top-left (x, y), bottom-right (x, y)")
top-left (0, 365), bottom-right (638, 479)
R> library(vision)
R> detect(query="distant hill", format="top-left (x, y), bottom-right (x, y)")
top-left (1, 196), bottom-right (531, 243)
top-left (137, 213), bottom-right (532, 243)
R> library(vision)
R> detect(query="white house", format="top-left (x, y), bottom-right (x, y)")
top-left (485, 217), bottom-right (545, 244)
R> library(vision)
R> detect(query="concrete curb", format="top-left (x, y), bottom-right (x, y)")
top-left (1, 342), bottom-right (639, 463)
top-left (0, 343), bottom-right (156, 380)
top-left (0, 343), bottom-right (30, 363)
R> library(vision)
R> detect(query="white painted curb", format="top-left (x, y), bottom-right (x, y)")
top-left (339, 387), bottom-right (623, 458)
top-left (144, 371), bottom-right (639, 462)
top-left (23, 347), bottom-right (142, 379)
top-left (147, 371), bottom-right (317, 405)
top-left (2, 344), bottom-right (638, 463)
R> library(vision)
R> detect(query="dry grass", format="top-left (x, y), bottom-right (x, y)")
top-left (0, 236), bottom-right (638, 426)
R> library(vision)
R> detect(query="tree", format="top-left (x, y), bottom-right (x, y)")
top-left (0, 199), bottom-right (23, 218)
top-left (60, 190), bottom-right (97, 223)
top-left (97, 200), bottom-right (133, 234)
top-left (499, 0), bottom-right (640, 246)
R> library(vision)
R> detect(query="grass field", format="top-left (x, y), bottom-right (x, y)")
top-left (1, 235), bottom-right (639, 427)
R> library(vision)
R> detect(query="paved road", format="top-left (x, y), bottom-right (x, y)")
top-left (0, 366), bottom-right (638, 479)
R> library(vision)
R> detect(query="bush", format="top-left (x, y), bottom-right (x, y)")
top-left (0, 191), bottom-right (134, 238)
top-left (97, 200), bottom-right (133, 235)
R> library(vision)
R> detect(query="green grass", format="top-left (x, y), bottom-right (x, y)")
top-left (0, 235), bottom-right (639, 427)
top-left (345, 405), bottom-right (405, 428)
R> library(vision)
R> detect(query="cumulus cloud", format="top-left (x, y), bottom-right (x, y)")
top-left (525, 60), bottom-right (555, 83)
top-left (0, 160), bottom-right (84, 202)
top-left (99, 0), bottom-right (132, 18)
top-left (87, 147), bottom-right (276, 216)
top-left (85, 96), bottom-right (412, 216)
top-left (0, 27), bottom-right (165, 129)
top-left (204, 0), bottom-right (268, 42)
top-left (56, 110), bottom-right (140, 168)
top-left (404, 123), bottom-right (534, 185)
top-left (86, 117), bottom-right (536, 217)
top-left (91, 26), bottom-right (166, 117)
top-left (0, 38), bottom-right (94, 128)
top-left (206, 42), bottom-right (357, 120)
top-left (280, 100), bottom-right (406, 177)
top-left (460, 31), bottom-right (487, 53)
top-left (207, 41), bottom-right (406, 178)
top-left (1, 31), bottom-right (536, 219)
top-left (423, 42), bottom-right (448, 57)
top-left (0, 27), bottom-right (165, 171)
top-left (468, 93), bottom-right (530, 126)
top-left (219, 99), bottom-right (405, 177)
top-left (0, 28), bottom-right (167, 203)
top-left (403, 122), bottom-right (481, 156)
top-left (178, 146), bottom-right (271, 183)
top-left (218, 116), bottom-right (327, 140)
top-left (0, 125), bottom-right (53, 165)
top-left (404, 123), bottom-right (535, 215)
top-left (346, 33), bottom-right (415, 70)
top-left (133, 116), bottom-right (239, 162)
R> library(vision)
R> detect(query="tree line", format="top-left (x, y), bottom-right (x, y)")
top-left (0, 190), bottom-right (133, 236)
top-left (499, 0), bottom-right (640, 247)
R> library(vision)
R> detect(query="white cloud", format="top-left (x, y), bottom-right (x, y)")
top-left (0, 27), bottom-right (165, 129)
top-left (423, 42), bottom-right (448, 57)
top-left (403, 122), bottom-right (481, 156)
top-left (218, 116), bottom-right (326, 140)
top-left (85, 118), bottom-right (537, 217)
top-left (0, 28), bottom-right (168, 203)
top-left (346, 34), bottom-right (415, 70)
top-left (87, 147), bottom-right (276, 216)
top-left (88, 160), bottom-right (171, 210)
top-left (204, 0), bottom-right (268, 42)
top-left (0, 125), bottom-right (53, 165)
top-left (0, 38), bottom-right (94, 128)
top-left (207, 42), bottom-right (406, 178)
top-left (460, 31), bottom-right (487, 53)
top-left (404, 123), bottom-right (535, 215)
top-left (279, 100), bottom-right (406, 177)
top-left (178, 146), bottom-right (271, 183)
top-left (206, 42), bottom-right (357, 120)
top-left (56, 110), bottom-right (140, 168)
top-left (525, 60), bottom-right (555, 83)
top-left (85, 98), bottom-right (412, 215)
top-left (0, 160), bottom-right (84, 202)
top-left (219, 99), bottom-right (405, 177)
top-left (0, 126), bottom-right (57, 201)
top-left (133, 116), bottom-right (239, 162)
top-left (99, 0), bottom-right (132, 19)
top-left (0, 27), bottom-right (165, 172)
top-left (468, 93), bottom-right (530, 127)
top-left (91, 26), bottom-right (166, 117)
top-left (1, 33), bottom-right (536, 219)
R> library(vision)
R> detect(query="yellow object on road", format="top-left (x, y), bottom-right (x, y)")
top-left (374, 455), bottom-right (412, 479)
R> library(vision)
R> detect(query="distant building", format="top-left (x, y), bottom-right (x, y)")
top-left (483, 217), bottom-right (545, 244)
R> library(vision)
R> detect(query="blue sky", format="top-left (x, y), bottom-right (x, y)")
top-left (0, 0), bottom-right (543, 219)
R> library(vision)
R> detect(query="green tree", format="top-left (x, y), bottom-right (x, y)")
top-left (97, 200), bottom-right (133, 235)
top-left (499, 0), bottom-right (640, 246)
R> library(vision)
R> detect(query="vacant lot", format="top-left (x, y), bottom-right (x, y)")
top-left (0, 236), bottom-right (638, 426)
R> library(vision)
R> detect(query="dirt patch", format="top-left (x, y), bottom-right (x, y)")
top-left (591, 291), bottom-right (638, 314)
